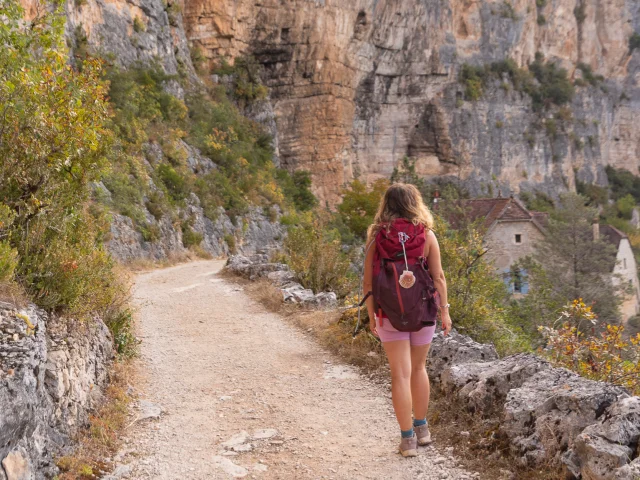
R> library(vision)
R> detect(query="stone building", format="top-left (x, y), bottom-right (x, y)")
top-left (459, 197), bottom-right (640, 321)
top-left (598, 224), bottom-right (640, 321)
top-left (459, 196), bottom-right (547, 294)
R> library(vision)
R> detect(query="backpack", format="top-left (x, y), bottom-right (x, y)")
top-left (364, 219), bottom-right (440, 332)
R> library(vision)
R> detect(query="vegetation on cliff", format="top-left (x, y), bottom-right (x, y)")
top-left (0, 2), bottom-right (131, 339)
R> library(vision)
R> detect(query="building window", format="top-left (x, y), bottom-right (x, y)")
top-left (515, 234), bottom-right (522, 244)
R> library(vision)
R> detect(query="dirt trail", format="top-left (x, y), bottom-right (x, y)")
top-left (119, 260), bottom-right (476, 480)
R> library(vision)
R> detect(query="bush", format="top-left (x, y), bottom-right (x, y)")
top-left (157, 164), bottom-right (189, 202)
top-left (630, 33), bottom-right (640, 53)
top-left (282, 218), bottom-right (356, 297)
top-left (276, 170), bottom-right (318, 212)
top-left (133, 17), bottom-right (146, 33)
top-left (577, 63), bottom-right (604, 87)
top-left (537, 14), bottom-right (546, 25)
top-left (0, 3), bottom-right (130, 321)
top-left (337, 179), bottom-right (390, 239)
top-left (574, 4), bottom-right (586, 24)
top-left (539, 300), bottom-right (640, 395)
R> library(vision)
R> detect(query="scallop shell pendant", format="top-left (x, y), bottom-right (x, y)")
top-left (399, 270), bottom-right (416, 289)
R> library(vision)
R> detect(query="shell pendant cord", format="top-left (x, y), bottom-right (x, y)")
top-left (398, 232), bottom-right (415, 289)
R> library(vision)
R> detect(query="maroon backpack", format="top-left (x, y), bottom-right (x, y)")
top-left (368, 219), bottom-right (440, 332)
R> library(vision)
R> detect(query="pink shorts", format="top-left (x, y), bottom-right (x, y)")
top-left (375, 317), bottom-right (436, 346)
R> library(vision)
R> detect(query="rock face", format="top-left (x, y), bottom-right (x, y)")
top-left (0, 304), bottom-right (113, 479)
top-left (107, 200), bottom-right (285, 263)
top-left (428, 331), bottom-right (639, 479)
top-left (182, 0), bottom-right (640, 204)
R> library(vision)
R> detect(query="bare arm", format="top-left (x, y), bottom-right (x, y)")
top-left (425, 231), bottom-right (452, 335)
top-left (362, 240), bottom-right (378, 336)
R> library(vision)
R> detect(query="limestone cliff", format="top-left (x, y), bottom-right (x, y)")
top-left (20, 0), bottom-right (640, 205)
top-left (182, 0), bottom-right (640, 204)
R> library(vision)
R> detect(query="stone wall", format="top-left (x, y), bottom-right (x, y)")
top-left (0, 303), bottom-right (113, 480)
top-left (484, 220), bottom-right (544, 271)
top-left (429, 331), bottom-right (640, 480)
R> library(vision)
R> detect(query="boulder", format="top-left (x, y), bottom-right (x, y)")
top-left (266, 270), bottom-right (296, 286)
top-left (566, 397), bottom-right (640, 480)
top-left (428, 330), bottom-right (499, 384)
top-left (314, 292), bottom-right (338, 308)
top-left (440, 354), bottom-right (551, 415)
top-left (502, 368), bottom-right (628, 467)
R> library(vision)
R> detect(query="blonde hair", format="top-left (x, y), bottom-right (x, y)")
top-left (366, 183), bottom-right (434, 243)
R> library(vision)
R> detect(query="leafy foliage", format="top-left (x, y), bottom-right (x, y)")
top-left (540, 300), bottom-right (640, 395)
top-left (0, 2), bottom-right (131, 320)
top-left (336, 179), bottom-right (390, 240)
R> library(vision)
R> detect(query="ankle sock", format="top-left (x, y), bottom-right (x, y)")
top-left (413, 418), bottom-right (427, 427)
top-left (401, 428), bottom-right (414, 439)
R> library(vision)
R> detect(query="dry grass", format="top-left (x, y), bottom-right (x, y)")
top-left (230, 272), bottom-right (565, 480)
top-left (56, 361), bottom-right (134, 480)
top-left (0, 281), bottom-right (28, 308)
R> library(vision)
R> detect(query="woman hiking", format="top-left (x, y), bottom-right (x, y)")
top-left (362, 183), bottom-right (452, 457)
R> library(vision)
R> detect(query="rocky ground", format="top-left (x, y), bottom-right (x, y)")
top-left (112, 260), bottom-right (475, 479)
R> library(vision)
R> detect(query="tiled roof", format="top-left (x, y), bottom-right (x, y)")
top-left (460, 197), bottom-right (542, 230)
top-left (531, 211), bottom-right (549, 227)
top-left (600, 224), bottom-right (628, 249)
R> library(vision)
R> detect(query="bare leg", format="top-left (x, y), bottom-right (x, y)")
top-left (410, 343), bottom-right (431, 421)
top-left (382, 340), bottom-right (412, 431)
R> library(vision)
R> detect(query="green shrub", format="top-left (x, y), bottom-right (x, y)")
top-left (283, 219), bottom-right (356, 297)
top-left (536, 0), bottom-right (546, 7)
top-left (133, 17), bottom-right (146, 33)
top-left (630, 33), bottom-right (640, 53)
top-left (276, 170), bottom-right (318, 211)
top-left (500, 1), bottom-right (517, 19)
top-left (577, 63), bottom-right (604, 86)
top-left (574, 4), bottom-right (586, 24)
top-left (182, 223), bottom-right (203, 248)
top-left (537, 14), bottom-right (546, 25)
top-left (337, 179), bottom-right (390, 239)
top-left (157, 164), bottom-right (189, 202)
top-left (223, 233), bottom-right (237, 254)
top-left (105, 308), bottom-right (138, 357)
top-left (166, 2), bottom-right (181, 26)
top-left (460, 64), bottom-right (486, 100)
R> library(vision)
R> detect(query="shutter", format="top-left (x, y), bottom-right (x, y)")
top-left (502, 268), bottom-right (514, 294)
top-left (521, 269), bottom-right (529, 295)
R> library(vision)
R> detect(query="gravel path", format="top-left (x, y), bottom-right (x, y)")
top-left (118, 260), bottom-right (476, 480)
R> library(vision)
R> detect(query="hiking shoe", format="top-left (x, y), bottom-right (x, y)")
top-left (414, 423), bottom-right (432, 446)
top-left (399, 434), bottom-right (418, 457)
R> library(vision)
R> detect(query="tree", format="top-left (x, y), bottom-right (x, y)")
top-left (515, 193), bottom-right (622, 330)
